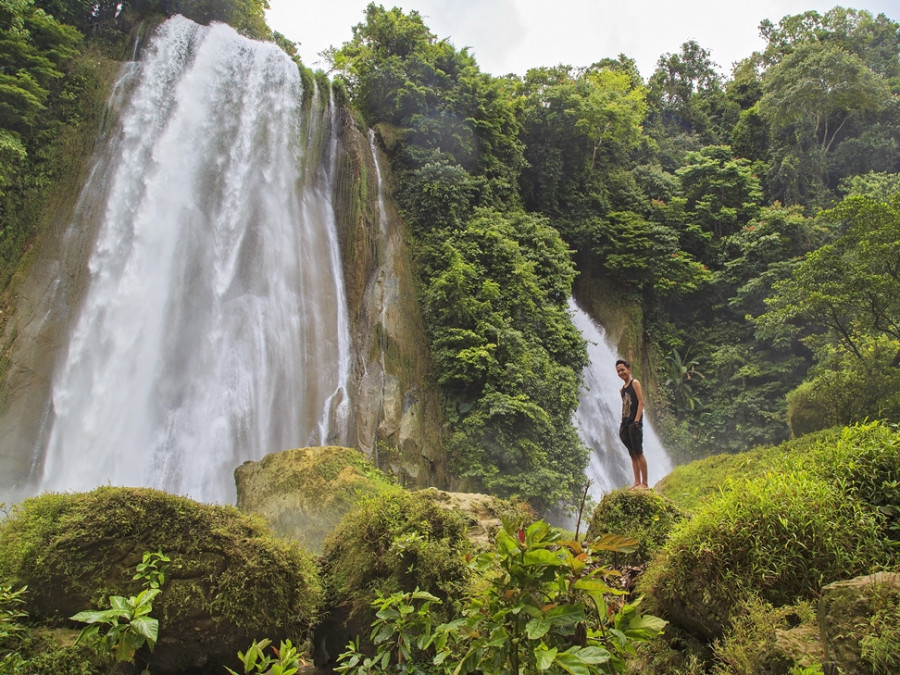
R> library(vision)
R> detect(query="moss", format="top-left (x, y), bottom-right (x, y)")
top-left (586, 489), bottom-right (686, 565)
top-left (639, 469), bottom-right (890, 641)
top-left (0, 487), bottom-right (324, 672)
top-left (315, 489), bottom-right (474, 661)
top-left (654, 426), bottom-right (845, 512)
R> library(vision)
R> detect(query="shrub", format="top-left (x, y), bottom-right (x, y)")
top-left (336, 519), bottom-right (666, 674)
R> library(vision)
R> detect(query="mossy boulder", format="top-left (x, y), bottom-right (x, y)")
top-left (638, 471), bottom-right (890, 641)
top-left (585, 488), bottom-right (685, 565)
top-left (234, 445), bottom-right (396, 552)
top-left (0, 487), bottom-right (323, 674)
top-left (313, 488), bottom-right (528, 666)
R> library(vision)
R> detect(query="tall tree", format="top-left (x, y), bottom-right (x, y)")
top-left (759, 42), bottom-right (890, 155)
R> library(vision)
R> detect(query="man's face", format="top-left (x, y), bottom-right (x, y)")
top-left (616, 364), bottom-right (630, 381)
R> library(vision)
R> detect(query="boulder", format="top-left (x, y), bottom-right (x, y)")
top-left (0, 487), bottom-right (323, 674)
top-left (754, 623), bottom-right (825, 675)
top-left (313, 487), bottom-right (530, 667)
top-left (234, 445), bottom-right (395, 552)
top-left (818, 571), bottom-right (900, 674)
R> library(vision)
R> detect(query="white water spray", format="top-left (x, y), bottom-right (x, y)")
top-left (36, 17), bottom-right (351, 504)
top-left (569, 298), bottom-right (673, 498)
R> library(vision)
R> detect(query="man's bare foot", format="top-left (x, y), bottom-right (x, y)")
top-left (640, 483), bottom-right (650, 489)
top-left (629, 483), bottom-right (641, 490)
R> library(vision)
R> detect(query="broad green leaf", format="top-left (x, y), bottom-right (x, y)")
top-left (553, 650), bottom-right (591, 675)
top-left (536, 646), bottom-right (557, 671)
top-left (523, 549), bottom-right (565, 566)
top-left (525, 616), bottom-right (551, 639)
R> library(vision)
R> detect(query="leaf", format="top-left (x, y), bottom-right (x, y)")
top-left (536, 646), bottom-right (557, 671)
top-left (553, 650), bottom-right (591, 675)
top-left (525, 616), bottom-right (551, 639)
top-left (523, 549), bottom-right (565, 566)
top-left (590, 533), bottom-right (639, 553)
top-left (130, 616), bottom-right (159, 644)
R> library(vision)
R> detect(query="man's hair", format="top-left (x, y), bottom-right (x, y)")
top-left (615, 359), bottom-right (630, 368)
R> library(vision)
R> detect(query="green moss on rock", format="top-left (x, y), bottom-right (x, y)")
top-left (0, 487), bottom-right (323, 674)
top-left (585, 488), bottom-right (686, 565)
top-left (235, 445), bottom-right (396, 552)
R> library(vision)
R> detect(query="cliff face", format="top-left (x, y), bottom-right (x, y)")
top-left (0, 31), bottom-right (446, 501)
top-left (331, 110), bottom-right (447, 489)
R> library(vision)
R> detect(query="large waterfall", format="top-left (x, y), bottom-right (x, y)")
top-left (34, 16), bottom-right (350, 504)
top-left (570, 298), bottom-right (672, 497)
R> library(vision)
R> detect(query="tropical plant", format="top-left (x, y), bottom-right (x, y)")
top-left (664, 347), bottom-right (705, 411)
top-left (71, 551), bottom-right (169, 670)
top-left (226, 638), bottom-right (306, 675)
top-left (336, 518), bottom-right (667, 674)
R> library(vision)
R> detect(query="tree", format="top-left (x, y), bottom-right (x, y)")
top-left (675, 145), bottom-right (763, 242)
top-left (759, 42), bottom-right (890, 155)
top-left (759, 7), bottom-right (900, 80)
top-left (575, 67), bottom-right (647, 171)
top-left (757, 193), bottom-right (900, 366)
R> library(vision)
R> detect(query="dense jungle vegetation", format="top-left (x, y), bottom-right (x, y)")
top-left (2, 0), bottom-right (899, 512)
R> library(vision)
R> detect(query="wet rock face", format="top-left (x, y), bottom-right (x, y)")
top-left (332, 116), bottom-right (447, 490)
top-left (0, 487), bottom-right (323, 674)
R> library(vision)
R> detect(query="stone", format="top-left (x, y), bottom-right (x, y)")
top-left (818, 571), bottom-right (900, 675)
top-left (234, 445), bottom-right (395, 552)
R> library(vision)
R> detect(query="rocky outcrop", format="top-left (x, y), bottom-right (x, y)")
top-left (332, 112), bottom-right (447, 489)
top-left (818, 571), bottom-right (900, 674)
top-left (751, 572), bottom-right (900, 674)
top-left (234, 445), bottom-right (395, 552)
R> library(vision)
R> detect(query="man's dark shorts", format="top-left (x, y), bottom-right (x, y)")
top-left (619, 421), bottom-right (644, 458)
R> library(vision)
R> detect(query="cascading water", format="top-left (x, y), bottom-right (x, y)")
top-left (34, 16), bottom-right (351, 504)
top-left (569, 298), bottom-right (673, 498)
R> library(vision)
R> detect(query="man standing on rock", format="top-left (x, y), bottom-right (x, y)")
top-left (616, 359), bottom-right (648, 489)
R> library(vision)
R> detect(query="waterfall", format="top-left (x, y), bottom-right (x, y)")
top-left (569, 298), bottom-right (673, 498)
top-left (34, 16), bottom-right (351, 504)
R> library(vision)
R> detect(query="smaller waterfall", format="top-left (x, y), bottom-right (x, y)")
top-left (569, 298), bottom-right (672, 499)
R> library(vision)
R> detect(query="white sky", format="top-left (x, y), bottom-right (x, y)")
top-left (265, 1), bottom-right (899, 79)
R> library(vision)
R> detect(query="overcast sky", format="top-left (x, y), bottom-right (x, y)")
top-left (265, 1), bottom-right (898, 79)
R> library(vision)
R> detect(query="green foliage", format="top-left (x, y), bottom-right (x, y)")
top-left (0, 583), bottom-right (29, 670)
top-left (226, 638), bottom-right (306, 675)
top-left (759, 193), bottom-right (900, 358)
top-left (859, 589), bottom-right (900, 674)
top-left (336, 519), bottom-right (666, 674)
top-left (420, 208), bottom-right (588, 510)
top-left (69, 551), bottom-right (168, 670)
top-left (675, 145), bottom-right (763, 243)
top-left (786, 337), bottom-right (900, 435)
top-left (72, 588), bottom-right (161, 667)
